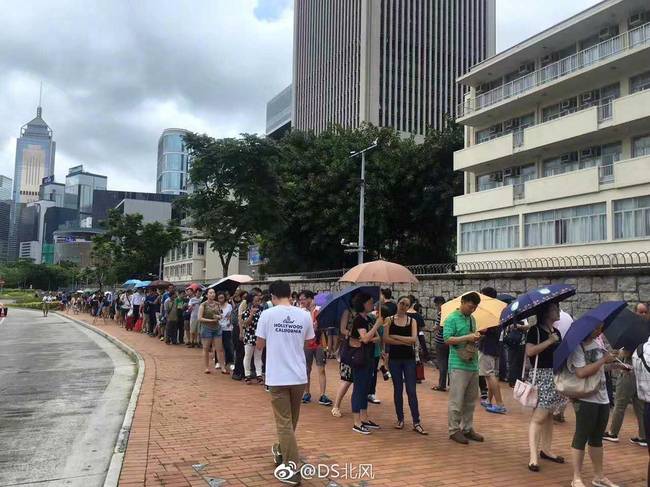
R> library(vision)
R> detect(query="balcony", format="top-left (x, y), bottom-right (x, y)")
top-left (614, 155), bottom-right (650, 188)
top-left (454, 89), bottom-right (650, 172)
top-left (454, 155), bottom-right (650, 217)
top-left (453, 185), bottom-right (514, 216)
top-left (457, 22), bottom-right (650, 124)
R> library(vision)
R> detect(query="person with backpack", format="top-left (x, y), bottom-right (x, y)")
top-left (431, 296), bottom-right (449, 392)
top-left (566, 324), bottom-right (621, 487)
top-left (632, 333), bottom-right (650, 483)
top-left (444, 292), bottom-right (484, 445)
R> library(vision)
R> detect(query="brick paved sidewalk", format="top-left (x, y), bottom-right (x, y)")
top-left (73, 313), bottom-right (647, 486)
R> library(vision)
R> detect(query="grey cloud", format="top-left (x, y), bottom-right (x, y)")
top-left (0, 0), bottom-right (292, 191)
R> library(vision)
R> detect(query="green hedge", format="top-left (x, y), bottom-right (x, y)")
top-left (8, 300), bottom-right (61, 310)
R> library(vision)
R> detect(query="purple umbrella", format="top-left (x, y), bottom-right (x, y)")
top-left (314, 292), bottom-right (332, 307)
top-left (553, 300), bottom-right (627, 371)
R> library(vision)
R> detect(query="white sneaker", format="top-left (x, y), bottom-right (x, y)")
top-left (367, 394), bottom-right (381, 404)
top-left (215, 362), bottom-right (220, 369)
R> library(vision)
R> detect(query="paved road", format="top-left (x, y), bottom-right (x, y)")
top-left (0, 308), bottom-right (136, 486)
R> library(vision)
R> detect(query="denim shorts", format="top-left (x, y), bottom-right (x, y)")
top-left (201, 326), bottom-right (222, 339)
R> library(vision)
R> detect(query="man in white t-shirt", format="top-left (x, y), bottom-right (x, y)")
top-left (255, 280), bottom-right (314, 487)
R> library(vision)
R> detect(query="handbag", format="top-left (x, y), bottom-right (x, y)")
top-left (513, 327), bottom-right (539, 408)
top-left (553, 344), bottom-right (602, 399)
top-left (414, 340), bottom-right (425, 380)
top-left (134, 318), bottom-right (143, 332)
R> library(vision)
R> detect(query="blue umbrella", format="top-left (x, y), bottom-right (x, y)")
top-left (316, 285), bottom-right (380, 329)
top-left (553, 300), bottom-right (627, 371)
top-left (499, 284), bottom-right (576, 326)
top-left (314, 292), bottom-right (332, 307)
top-left (122, 279), bottom-right (142, 289)
top-left (497, 293), bottom-right (516, 305)
top-left (135, 280), bottom-right (151, 288)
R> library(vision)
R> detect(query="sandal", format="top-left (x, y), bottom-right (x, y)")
top-left (431, 386), bottom-right (446, 391)
top-left (244, 377), bottom-right (252, 384)
top-left (413, 424), bottom-right (428, 435)
top-left (256, 376), bottom-right (264, 384)
top-left (204, 369), bottom-right (211, 374)
top-left (331, 407), bottom-right (342, 418)
top-left (394, 420), bottom-right (404, 430)
top-left (592, 477), bottom-right (619, 487)
top-left (570, 480), bottom-right (586, 487)
top-left (528, 463), bottom-right (539, 472)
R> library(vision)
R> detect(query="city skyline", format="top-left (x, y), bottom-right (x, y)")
top-left (0, 0), bottom-right (600, 193)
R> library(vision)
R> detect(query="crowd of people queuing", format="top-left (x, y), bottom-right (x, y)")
top-left (51, 281), bottom-right (650, 487)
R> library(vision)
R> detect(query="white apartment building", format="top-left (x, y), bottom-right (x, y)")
top-left (162, 231), bottom-right (246, 285)
top-left (453, 0), bottom-right (650, 263)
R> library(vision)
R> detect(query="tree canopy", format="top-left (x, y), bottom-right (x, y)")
top-left (183, 122), bottom-right (463, 274)
top-left (91, 209), bottom-right (183, 284)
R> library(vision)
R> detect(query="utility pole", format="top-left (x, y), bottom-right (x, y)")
top-left (350, 139), bottom-right (378, 265)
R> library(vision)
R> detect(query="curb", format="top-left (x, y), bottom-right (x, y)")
top-left (56, 312), bottom-right (145, 487)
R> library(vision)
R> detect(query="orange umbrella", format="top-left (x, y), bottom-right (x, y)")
top-left (339, 260), bottom-right (418, 284)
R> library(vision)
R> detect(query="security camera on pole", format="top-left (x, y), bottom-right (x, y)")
top-left (349, 138), bottom-right (378, 265)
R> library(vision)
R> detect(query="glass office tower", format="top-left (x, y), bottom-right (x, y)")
top-left (156, 128), bottom-right (191, 194)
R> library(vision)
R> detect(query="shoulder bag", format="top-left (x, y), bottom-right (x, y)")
top-left (340, 316), bottom-right (367, 368)
top-left (553, 344), bottom-right (602, 399)
top-left (638, 344), bottom-right (650, 373)
top-left (513, 327), bottom-right (539, 408)
top-left (457, 315), bottom-right (478, 362)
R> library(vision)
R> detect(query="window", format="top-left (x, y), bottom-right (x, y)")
top-left (631, 71), bottom-right (650, 93)
top-left (524, 203), bottom-right (606, 247)
top-left (633, 134), bottom-right (650, 158)
top-left (197, 242), bottom-right (205, 256)
top-left (614, 196), bottom-right (650, 239)
top-left (542, 142), bottom-right (621, 177)
top-left (477, 164), bottom-right (536, 192)
top-left (460, 216), bottom-right (519, 253)
top-left (187, 243), bottom-right (193, 258)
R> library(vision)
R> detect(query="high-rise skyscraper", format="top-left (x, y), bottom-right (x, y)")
top-left (157, 128), bottom-right (191, 195)
top-left (13, 103), bottom-right (56, 203)
top-left (293, 0), bottom-right (496, 135)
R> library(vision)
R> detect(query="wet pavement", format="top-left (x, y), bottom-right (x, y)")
top-left (0, 308), bottom-right (135, 486)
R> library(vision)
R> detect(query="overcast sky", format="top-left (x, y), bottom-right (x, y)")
top-left (0, 0), bottom-right (600, 192)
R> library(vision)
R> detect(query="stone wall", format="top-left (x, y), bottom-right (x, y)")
top-left (243, 270), bottom-right (650, 347)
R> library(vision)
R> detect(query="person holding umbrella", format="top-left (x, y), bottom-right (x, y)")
top-left (348, 292), bottom-right (382, 435)
top-left (565, 325), bottom-right (621, 487)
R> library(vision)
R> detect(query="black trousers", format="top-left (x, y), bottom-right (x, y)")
top-left (507, 344), bottom-right (526, 386)
top-left (435, 343), bottom-right (449, 389)
top-left (232, 324), bottom-right (245, 377)
top-left (369, 356), bottom-right (380, 395)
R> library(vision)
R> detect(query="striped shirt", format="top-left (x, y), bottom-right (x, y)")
top-left (443, 309), bottom-right (478, 372)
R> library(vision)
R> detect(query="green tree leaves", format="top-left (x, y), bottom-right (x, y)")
top-left (183, 122), bottom-right (462, 274)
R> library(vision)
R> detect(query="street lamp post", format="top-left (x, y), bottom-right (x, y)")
top-left (350, 139), bottom-right (378, 265)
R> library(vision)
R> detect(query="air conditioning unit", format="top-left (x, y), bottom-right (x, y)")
top-left (489, 126), bottom-right (499, 134)
top-left (629, 12), bottom-right (646, 27)
top-left (581, 148), bottom-right (594, 158)
top-left (503, 120), bottom-right (514, 130)
top-left (599, 26), bottom-right (616, 40)
top-left (519, 63), bottom-right (533, 75)
top-left (561, 99), bottom-right (573, 110)
top-left (561, 152), bottom-right (577, 163)
top-left (581, 91), bottom-right (593, 103)
top-left (541, 53), bottom-right (559, 66)
top-left (503, 168), bottom-right (513, 177)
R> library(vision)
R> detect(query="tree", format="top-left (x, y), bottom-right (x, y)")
top-left (260, 122), bottom-right (463, 272)
top-left (0, 261), bottom-right (78, 290)
top-left (182, 133), bottom-right (281, 276)
top-left (91, 209), bottom-right (182, 283)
